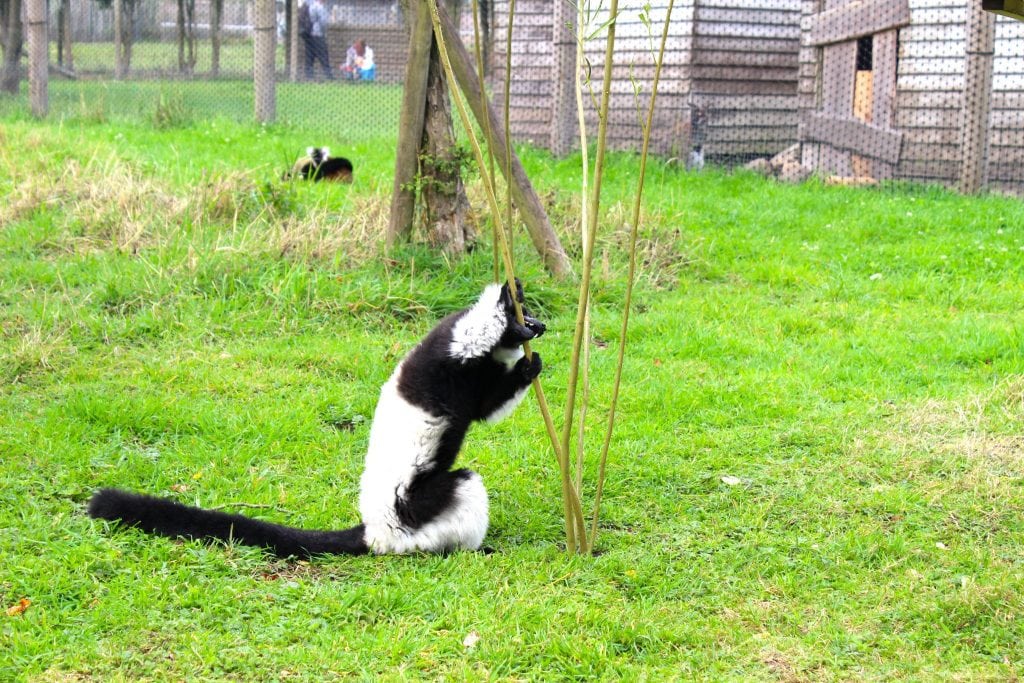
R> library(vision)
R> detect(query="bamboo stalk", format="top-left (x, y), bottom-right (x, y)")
top-left (557, 0), bottom-right (623, 554)
top-left (589, 0), bottom-right (676, 551)
top-left (426, 0), bottom-right (585, 551)
top-left (470, 0), bottom-right (500, 281)
top-left (387, 0), bottom-right (435, 245)
top-left (502, 0), bottom-right (516, 281)
top-left (434, 9), bottom-right (572, 278)
top-left (572, 0), bottom-right (592, 496)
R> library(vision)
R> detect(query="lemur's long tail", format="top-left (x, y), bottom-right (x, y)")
top-left (88, 488), bottom-right (368, 558)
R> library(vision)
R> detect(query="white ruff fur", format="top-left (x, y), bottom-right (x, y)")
top-left (449, 284), bottom-right (507, 361)
top-left (358, 363), bottom-right (488, 554)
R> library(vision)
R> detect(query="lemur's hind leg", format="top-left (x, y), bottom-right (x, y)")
top-left (367, 469), bottom-right (489, 554)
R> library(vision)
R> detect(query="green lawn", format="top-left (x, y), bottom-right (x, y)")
top-left (52, 41), bottom-right (271, 77)
top-left (0, 79), bottom-right (402, 139)
top-left (1, 95), bottom-right (1023, 680)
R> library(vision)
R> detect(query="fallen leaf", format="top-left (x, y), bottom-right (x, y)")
top-left (721, 476), bottom-right (742, 486)
top-left (869, 273), bottom-right (883, 281)
top-left (653, 359), bottom-right (663, 367)
top-left (191, 470), bottom-right (203, 480)
top-left (170, 484), bottom-right (188, 493)
top-left (463, 631), bottom-right (481, 649)
top-left (935, 542), bottom-right (947, 550)
top-left (6, 598), bottom-right (30, 617)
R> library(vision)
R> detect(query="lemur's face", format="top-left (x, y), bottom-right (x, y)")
top-left (499, 279), bottom-right (546, 342)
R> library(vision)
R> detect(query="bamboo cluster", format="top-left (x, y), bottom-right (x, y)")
top-left (427, 0), bottom-right (675, 553)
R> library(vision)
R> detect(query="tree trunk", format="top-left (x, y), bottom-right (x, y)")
top-left (123, 0), bottom-right (133, 72)
top-left (288, 0), bottom-right (298, 81)
top-left (420, 37), bottom-right (473, 254)
top-left (184, 0), bottom-right (196, 75)
top-left (210, 0), bottom-right (222, 76)
top-left (1, 0), bottom-right (25, 94)
top-left (253, 0), bottom-right (275, 122)
top-left (26, 0), bottom-right (45, 115)
top-left (388, 0), bottom-right (433, 245)
top-left (436, 4), bottom-right (570, 276)
top-left (114, 0), bottom-right (124, 78)
top-left (57, 0), bottom-right (73, 70)
top-left (176, 0), bottom-right (184, 72)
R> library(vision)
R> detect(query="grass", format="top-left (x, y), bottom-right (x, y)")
top-left (50, 41), bottom-right (274, 77)
top-left (2, 83), bottom-right (1024, 680)
top-left (0, 79), bottom-right (403, 138)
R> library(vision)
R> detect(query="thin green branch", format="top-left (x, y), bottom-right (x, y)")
top-left (573, 0), bottom-right (592, 497)
top-left (425, 0), bottom-right (586, 552)
top-left (469, 0), bottom-right (500, 282)
top-left (589, 0), bottom-right (676, 552)
top-left (558, 0), bottom-right (622, 554)
top-left (503, 0), bottom-right (516, 259)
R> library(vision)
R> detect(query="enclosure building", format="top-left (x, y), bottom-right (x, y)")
top-left (799, 0), bottom-right (1024, 192)
top-left (490, 0), bottom-right (804, 161)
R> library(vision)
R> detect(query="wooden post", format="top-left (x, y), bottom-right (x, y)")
top-left (289, 0), bottom-right (300, 81)
top-left (388, 0), bottom-right (436, 246)
top-left (549, 0), bottom-right (575, 156)
top-left (253, 0), bottom-right (276, 123)
top-left (959, 2), bottom-right (995, 194)
top-left (437, 6), bottom-right (570, 276)
top-left (113, 0), bottom-right (124, 79)
top-left (26, 0), bottom-right (48, 117)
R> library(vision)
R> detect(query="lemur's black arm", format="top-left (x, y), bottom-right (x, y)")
top-left (478, 353), bottom-right (542, 421)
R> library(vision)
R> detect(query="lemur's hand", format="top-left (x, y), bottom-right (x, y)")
top-left (516, 352), bottom-right (542, 382)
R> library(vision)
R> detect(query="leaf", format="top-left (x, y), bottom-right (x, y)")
top-left (6, 598), bottom-right (31, 617)
top-left (721, 476), bottom-right (742, 486)
top-left (462, 631), bottom-right (481, 649)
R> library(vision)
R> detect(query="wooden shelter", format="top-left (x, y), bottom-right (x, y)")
top-left (490, 0), bottom-right (804, 161)
top-left (799, 0), bottom-right (1024, 193)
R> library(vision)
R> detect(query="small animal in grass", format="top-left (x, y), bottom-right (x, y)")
top-left (288, 146), bottom-right (354, 182)
top-left (88, 280), bottom-right (546, 557)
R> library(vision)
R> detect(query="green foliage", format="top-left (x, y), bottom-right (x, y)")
top-left (405, 144), bottom-right (475, 197)
top-left (151, 91), bottom-right (193, 129)
top-left (2, 109), bottom-right (1024, 680)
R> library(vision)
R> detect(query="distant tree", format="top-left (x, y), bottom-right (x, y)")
top-left (177, 0), bottom-right (196, 75)
top-left (0, 0), bottom-right (24, 94)
top-left (114, 0), bottom-right (138, 77)
top-left (210, 0), bottom-right (223, 76)
top-left (57, 0), bottom-right (75, 71)
top-left (410, 0), bottom-right (474, 254)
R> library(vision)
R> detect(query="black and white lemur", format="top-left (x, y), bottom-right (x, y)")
top-left (88, 280), bottom-right (545, 557)
top-left (288, 146), bottom-right (354, 182)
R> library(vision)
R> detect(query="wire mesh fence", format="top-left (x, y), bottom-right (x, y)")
top-left (2, 0), bottom-right (1023, 195)
top-left (490, 0), bottom-right (1024, 195)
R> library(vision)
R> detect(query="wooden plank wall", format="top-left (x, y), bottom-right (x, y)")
top-left (579, 0), bottom-right (697, 155)
top-left (988, 13), bottom-right (1024, 193)
top-left (490, 0), bottom-right (801, 159)
top-left (489, 0), bottom-right (699, 155)
top-left (489, 0), bottom-right (559, 147)
top-left (895, 0), bottom-right (1024, 189)
top-left (690, 0), bottom-right (802, 158)
top-left (800, 0), bottom-right (1024, 193)
top-left (893, 0), bottom-right (968, 183)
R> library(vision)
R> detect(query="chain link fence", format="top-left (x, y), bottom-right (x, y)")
top-left (491, 0), bottom-right (1024, 195)
top-left (2, 0), bottom-right (1023, 195)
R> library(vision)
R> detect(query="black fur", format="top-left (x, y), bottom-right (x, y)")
top-left (88, 488), bottom-right (368, 558)
top-left (88, 280), bottom-right (544, 558)
top-left (290, 147), bottom-right (354, 182)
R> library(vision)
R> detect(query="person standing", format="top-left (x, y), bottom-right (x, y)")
top-left (303, 0), bottom-right (333, 80)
